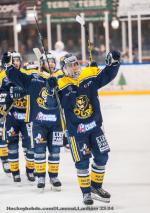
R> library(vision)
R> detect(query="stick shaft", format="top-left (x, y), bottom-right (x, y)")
top-left (33, 8), bottom-right (72, 148)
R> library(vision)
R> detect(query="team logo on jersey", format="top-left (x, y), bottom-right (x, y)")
top-left (0, 93), bottom-right (7, 103)
top-left (0, 93), bottom-right (7, 116)
top-left (36, 87), bottom-right (49, 109)
top-left (14, 97), bottom-right (27, 109)
top-left (77, 121), bottom-right (96, 133)
top-left (73, 95), bottom-right (93, 119)
top-left (84, 80), bottom-right (92, 88)
top-left (96, 135), bottom-right (110, 153)
top-left (65, 86), bottom-right (77, 96)
top-left (0, 105), bottom-right (6, 116)
top-left (7, 127), bottom-right (17, 137)
top-left (35, 133), bottom-right (46, 144)
top-left (80, 144), bottom-right (91, 155)
top-left (52, 132), bottom-right (63, 146)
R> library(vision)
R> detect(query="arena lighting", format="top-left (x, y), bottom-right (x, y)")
top-left (111, 19), bottom-right (119, 29)
top-left (16, 23), bottom-right (22, 33)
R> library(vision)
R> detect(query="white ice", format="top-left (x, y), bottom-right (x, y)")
top-left (0, 95), bottom-right (150, 213)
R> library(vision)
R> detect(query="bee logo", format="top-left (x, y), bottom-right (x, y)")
top-left (36, 87), bottom-right (48, 109)
top-left (74, 95), bottom-right (93, 119)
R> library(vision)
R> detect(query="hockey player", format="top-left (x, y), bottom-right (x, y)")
top-left (0, 70), bottom-right (11, 174)
top-left (45, 51), bottom-right (121, 205)
top-left (47, 51), bottom-right (69, 150)
top-left (2, 52), bottom-right (63, 190)
top-left (1, 52), bottom-right (35, 182)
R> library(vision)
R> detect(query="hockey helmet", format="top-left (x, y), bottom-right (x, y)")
top-left (40, 53), bottom-right (56, 65)
top-left (60, 53), bottom-right (80, 78)
top-left (12, 51), bottom-right (22, 62)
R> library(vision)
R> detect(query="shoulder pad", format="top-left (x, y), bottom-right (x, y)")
top-left (0, 70), bottom-right (6, 82)
top-left (53, 69), bottom-right (64, 78)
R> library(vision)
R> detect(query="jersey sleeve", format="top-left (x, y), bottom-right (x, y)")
top-left (94, 64), bottom-right (120, 89)
top-left (6, 65), bottom-right (32, 92)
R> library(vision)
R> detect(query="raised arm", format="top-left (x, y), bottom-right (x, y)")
top-left (94, 50), bottom-right (121, 89)
top-left (2, 52), bottom-right (32, 91)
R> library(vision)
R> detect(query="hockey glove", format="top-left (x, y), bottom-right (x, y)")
top-left (10, 86), bottom-right (26, 99)
top-left (2, 52), bottom-right (12, 68)
top-left (105, 50), bottom-right (120, 66)
top-left (47, 77), bottom-right (58, 89)
top-left (90, 61), bottom-right (98, 67)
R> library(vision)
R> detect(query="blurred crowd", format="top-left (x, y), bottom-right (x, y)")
top-left (0, 20), bottom-right (150, 64)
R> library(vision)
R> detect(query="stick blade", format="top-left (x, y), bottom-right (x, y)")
top-left (33, 48), bottom-right (42, 61)
top-left (76, 15), bottom-right (85, 26)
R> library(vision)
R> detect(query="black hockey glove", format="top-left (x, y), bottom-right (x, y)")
top-left (2, 52), bottom-right (12, 68)
top-left (10, 86), bottom-right (26, 99)
top-left (105, 50), bottom-right (120, 66)
top-left (90, 61), bottom-right (98, 67)
top-left (47, 77), bottom-right (58, 89)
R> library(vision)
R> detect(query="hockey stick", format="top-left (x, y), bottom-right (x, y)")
top-left (33, 6), bottom-right (73, 153)
top-left (0, 101), bottom-right (14, 122)
top-left (76, 15), bottom-right (93, 63)
top-left (33, 48), bottom-right (42, 62)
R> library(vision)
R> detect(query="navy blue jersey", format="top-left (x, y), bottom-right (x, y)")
top-left (0, 72), bottom-right (27, 117)
top-left (6, 66), bottom-right (60, 124)
top-left (0, 88), bottom-right (13, 121)
top-left (55, 64), bottom-right (120, 136)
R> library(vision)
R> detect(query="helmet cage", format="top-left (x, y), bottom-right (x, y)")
top-left (62, 55), bottom-right (80, 78)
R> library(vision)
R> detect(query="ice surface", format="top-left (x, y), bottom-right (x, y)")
top-left (0, 95), bottom-right (150, 213)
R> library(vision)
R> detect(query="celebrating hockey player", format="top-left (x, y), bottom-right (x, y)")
top-left (0, 70), bottom-right (12, 174)
top-left (45, 51), bottom-right (121, 205)
top-left (2, 52), bottom-right (63, 191)
top-left (1, 52), bottom-right (35, 182)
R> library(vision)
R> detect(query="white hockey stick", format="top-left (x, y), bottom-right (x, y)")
top-left (33, 48), bottom-right (42, 62)
top-left (76, 15), bottom-right (93, 63)
top-left (76, 15), bottom-right (85, 26)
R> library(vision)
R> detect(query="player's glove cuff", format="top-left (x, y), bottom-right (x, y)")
top-left (2, 52), bottom-right (12, 68)
top-left (105, 50), bottom-right (121, 66)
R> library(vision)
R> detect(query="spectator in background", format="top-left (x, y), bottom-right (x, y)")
top-left (26, 39), bottom-right (34, 54)
top-left (99, 44), bottom-right (106, 63)
top-left (121, 48), bottom-right (129, 63)
top-left (66, 39), bottom-right (79, 55)
top-left (50, 41), bottom-right (68, 69)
